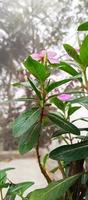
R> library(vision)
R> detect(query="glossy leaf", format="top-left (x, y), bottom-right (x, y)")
top-left (80, 35), bottom-right (88, 67)
top-left (81, 173), bottom-right (88, 185)
top-left (1, 97), bottom-right (35, 105)
top-left (12, 82), bottom-right (22, 87)
top-left (15, 97), bottom-right (35, 102)
top-left (0, 170), bottom-right (6, 184)
top-left (6, 194), bottom-right (16, 200)
top-left (50, 166), bottom-right (59, 173)
top-left (64, 44), bottom-right (82, 64)
top-left (59, 61), bottom-right (79, 76)
top-left (80, 127), bottom-right (88, 132)
top-left (48, 112), bottom-right (80, 135)
top-left (70, 96), bottom-right (88, 104)
top-left (49, 140), bottom-right (88, 163)
top-left (0, 168), bottom-right (14, 184)
top-left (78, 21), bottom-right (88, 31)
top-left (7, 182), bottom-right (34, 196)
top-left (28, 78), bottom-right (41, 99)
top-left (12, 81), bottom-right (31, 88)
top-left (68, 106), bottom-right (81, 116)
top-left (28, 174), bottom-right (81, 200)
top-left (19, 123), bottom-right (41, 154)
top-left (72, 117), bottom-right (88, 123)
top-left (46, 75), bottom-right (80, 93)
top-left (52, 128), bottom-right (68, 138)
top-left (85, 191), bottom-right (88, 200)
top-left (50, 97), bottom-right (64, 112)
top-left (12, 108), bottom-right (40, 137)
top-left (0, 183), bottom-right (10, 189)
top-left (24, 56), bottom-right (49, 83)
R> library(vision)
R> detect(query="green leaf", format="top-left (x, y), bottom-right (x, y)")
top-left (0, 168), bottom-right (14, 190)
top-left (48, 112), bottom-right (80, 135)
top-left (12, 82), bottom-right (22, 87)
top-left (0, 97), bottom-right (35, 105)
top-left (0, 171), bottom-right (6, 184)
top-left (6, 194), bottom-right (16, 200)
top-left (49, 140), bottom-right (88, 163)
top-left (81, 173), bottom-right (88, 185)
top-left (64, 44), bottom-right (82, 64)
top-left (7, 182), bottom-right (34, 197)
top-left (0, 183), bottom-right (10, 189)
top-left (50, 97), bottom-right (64, 112)
top-left (0, 168), bottom-right (14, 184)
top-left (12, 81), bottom-right (31, 88)
top-left (85, 191), bottom-right (88, 200)
top-left (19, 123), bottom-right (41, 154)
top-left (46, 75), bottom-right (81, 93)
top-left (70, 96), bottom-right (88, 104)
top-left (72, 117), bottom-right (88, 123)
top-left (80, 127), bottom-right (88, 132)
top-left (59, 62), bottom-right (79, 76)
top-left (68, 106), bottom-right (81, 116)
top-left (80, 35), bottom-right (88, 67)
top-left (50, 166), bottom-right (59, 173)
top-left (78, 22), bottom-right (88, 31)
top-left (28, 174), bottom-right (81, 200)
top-left (46, 79), bottom-right (71, 93)
top-left (28, 78), bottom-right (41, 99)
top-left (52, 128), bottom-right (68, 138)
top-left (24, 56), bottom-right (49, 83)
top-left (12, 108), bottom-right (40, 137)
top-left (14, 97), bottom-right (35, 102)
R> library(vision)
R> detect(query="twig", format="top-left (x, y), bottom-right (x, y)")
top-left (58, 160), bottom-right (66, 179)
top-left (36, 142), bottom-right (52, 183)
top-left (0, 190), bottom-right (4, 200)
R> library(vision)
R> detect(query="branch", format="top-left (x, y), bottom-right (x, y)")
top-left (36, 141), bottom-right (52, 184)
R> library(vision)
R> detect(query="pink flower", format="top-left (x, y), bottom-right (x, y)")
top-left (31, 50), bottom-right (59, 64)
top-left (58, 94), bottom-right (71, 101)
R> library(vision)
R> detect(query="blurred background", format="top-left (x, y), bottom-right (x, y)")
top-left (0, 0), bottom-right (88, 151)
top-left (0, 0), bottom-right (88, 195)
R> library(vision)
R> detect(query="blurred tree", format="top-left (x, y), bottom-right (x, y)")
top-left (0, 0), bottom-right (88, 150)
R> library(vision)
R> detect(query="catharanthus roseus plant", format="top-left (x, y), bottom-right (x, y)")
top-left (10, 22), bottom-right (88, 200)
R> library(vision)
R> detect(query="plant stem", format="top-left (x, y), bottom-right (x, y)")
top-left (57, 161), bottom-right (72, 200)
top-left (68, 133), bottom-right (73, 144)
top-left (36, 142), bottom-right (52, 183)
top-left (36, 83), bottom-right (52, 184)
top-left (62, 136), bottom-right (69, 145)
top-left (58, 160), bottom-right (66, 179)
top-left (0, 190), bottom-right (4, 200)
top-left (81, 69), bottom-right (88, 92)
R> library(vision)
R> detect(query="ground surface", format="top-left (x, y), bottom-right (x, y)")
top-left (0, 150), bottom-right (62, 199)
top-left (0, 157), bottom-right (47, 199)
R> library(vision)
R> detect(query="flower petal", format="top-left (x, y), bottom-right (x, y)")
top-left (48, 57), bottom-right (59, 64)
top-left (59, 94), bottom-right (71, 101)
top-left (31, 53), bottom-right (41, 61)
top-left (39, 50), bottom-right (46, 58)
top-left (47, 51), bottom-right (57, 57)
